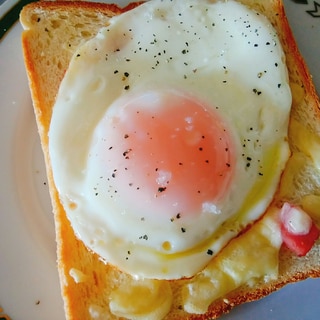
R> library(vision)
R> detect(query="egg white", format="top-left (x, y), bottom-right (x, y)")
top-left (49, 0), bottom-right (292, 279)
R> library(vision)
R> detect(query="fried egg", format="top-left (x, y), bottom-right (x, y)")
top-left (49, 0), bottom-right (292, 279)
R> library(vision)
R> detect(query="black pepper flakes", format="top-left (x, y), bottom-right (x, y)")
top-left (181, 227), bottom-right (186, 233)
top-left (207, 249), bottom-right (214, 255)
top-left (123, 148), bottom-right (132, 159)
top-left (253, 88), bottom-right (262, 95)
top-left (158, 187), bottom-right (167, 193)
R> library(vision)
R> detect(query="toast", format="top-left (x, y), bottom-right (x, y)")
top-left (20, 1), bottom-right (320, 319)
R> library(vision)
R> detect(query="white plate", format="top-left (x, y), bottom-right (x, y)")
top-left (0, 0), bottom-right (319, 319)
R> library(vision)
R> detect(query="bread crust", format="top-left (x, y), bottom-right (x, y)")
top-left (20, 1), bottom-right (320, 319)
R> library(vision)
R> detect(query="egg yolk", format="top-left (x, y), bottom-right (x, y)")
top-left (99, 91), bottom-right (235, 219)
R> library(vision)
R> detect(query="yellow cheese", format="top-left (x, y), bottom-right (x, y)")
top-left (301, 194), bottom-right (320, 227)
top-left (290, 118), bottom-right (320, 170)
top-left (69, 268), bottom-right (88, 283)
top-left (109, 277), bottom-right (173, 320)
top-left (182, 208), bottom-right (282, 314)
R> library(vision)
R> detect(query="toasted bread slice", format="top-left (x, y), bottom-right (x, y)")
top-left (20, 1), bottom-right (320, 319)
